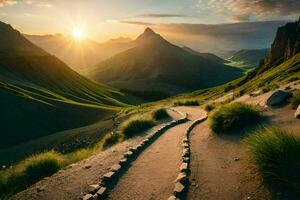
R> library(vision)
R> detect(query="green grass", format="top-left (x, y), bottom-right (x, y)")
top-left (290, 90), bottom-right (300, 109)
top-left (0, 151), bottom-right (63, 198)
top-left (205, 104), bottom-right (215, 112)
top-left (152, 108), bottom-right (169, 120)
top-left (210, 102), bottom-right (261, 133)
top-left (122, 119), bottom-right (156, 138)
top-left (174, 100), bottom-right (199, 106)
top-left (246, 126), bottom-right (300, 193)
top-left (100, 132), bottom-right (124, 149)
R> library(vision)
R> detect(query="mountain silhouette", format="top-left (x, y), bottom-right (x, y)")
top-left (88, 28), bottom-right (243, 99)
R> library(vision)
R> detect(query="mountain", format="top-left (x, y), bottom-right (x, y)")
top-left (0, 21), bottom-right (128, 149)
top-left (87, 28), bottom-right (243, 99)
top-left (182, 46), bottom-right (227, 64)
top-left (24, 34), bottom-right (136, 71)
top-left (259, 18), bottom-right (300, 73)
top-left (228, 48), bottom-right (269, 68)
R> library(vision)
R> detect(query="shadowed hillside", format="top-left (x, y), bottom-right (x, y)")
top-left (0, 21), bottom-right (128, 149)
top-left (88, 28), bottom-right (243, 99)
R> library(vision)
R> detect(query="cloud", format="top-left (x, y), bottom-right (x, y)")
top-left (0, 0), bottom-right (17, 7)
top-left (199, 0), bottom-right (300, 21)
top-left (36, 2), bottom-right (53, 8)
top-left (135, 14), bottom-right (189, 18)
top-left (119, 20), bottom-right (155, 26)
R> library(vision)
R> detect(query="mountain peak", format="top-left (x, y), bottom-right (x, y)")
top-left (135, 27), bottom-right (168, 45)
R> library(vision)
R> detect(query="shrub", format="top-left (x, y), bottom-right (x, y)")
top-left (64, 149), bottom-right (92, 165)
top-left (246, 126), bottom-right (300, 193)
top-left (152, 108), bottom-right (169, 120)
top-left (290, 91), bottom-right (300, 109)
top-left (174, 100), bottom-right (199, 106)
top-left (101, 132), bottom-right (123, 149)
top-left (0, 151), bottom-right (63, 198)
top-left (122, 119), bottom-right (155, 138)
top-left (210, 102), bottom-right (261, 133)
top-left (205, 104), bottom-right (215, 112)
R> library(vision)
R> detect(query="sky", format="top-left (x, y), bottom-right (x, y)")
top-left (0, 0), bottom-right (299, 51)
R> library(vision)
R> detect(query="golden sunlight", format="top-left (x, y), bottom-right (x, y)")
top-left (72, 28), bottom-right (84, 40)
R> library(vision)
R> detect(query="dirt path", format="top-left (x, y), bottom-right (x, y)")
top-left (108, 106), bottom-right (205, 200)
top-left (187, 120), bottom-right (271, 200)
top-left (10, 110), bottom-right (182, 200)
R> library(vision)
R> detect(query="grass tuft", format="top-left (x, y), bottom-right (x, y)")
top-left (122, 119), bottom-right (155, 138)
top-left (0, 151), bottom-right (63, 198)
top-left (246, 126), bottom-right (300, 193)
top-left (152, 108), bottom-right (169, 120)
top-left (210, 102), bottom-right (261, 133)
top-left (174, 100), bottom-right (199, 106)
top-left (204, 104), bottom-right (215, 112)
top-left (101, 132), bottom-right (124, 149)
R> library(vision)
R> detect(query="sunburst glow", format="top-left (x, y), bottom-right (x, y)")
top-left (72, 28), bottom-right (84, 40)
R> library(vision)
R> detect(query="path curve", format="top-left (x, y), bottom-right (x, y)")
top-left (108, 106), bottom-right (206, 200)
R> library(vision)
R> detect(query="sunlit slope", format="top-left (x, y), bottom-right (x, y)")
top-left (0, 21), bottom-right (128, 148)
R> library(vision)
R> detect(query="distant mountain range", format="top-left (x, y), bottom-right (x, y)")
top-left (0, 21), bottom-right (128, 149)
top-left (24, 34), bottom-right (136, 71)
top-left (227, 48), bottom-right (269, 68)
top-left (87, 28), bottom-right (243, 99)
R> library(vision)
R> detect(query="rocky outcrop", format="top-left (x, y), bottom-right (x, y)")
top-left (266, 90), bottom-right (291, 107)
top-left (295, 105), bottom-right (300, 119)
top-left (259, 18), bottom-right (300, 72)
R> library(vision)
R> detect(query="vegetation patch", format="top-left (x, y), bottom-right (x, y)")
top-left (204, 104), bottom-right (215, 112)
top-left (0, 151), bottom-right (63, 198)
top-left (210, 102), bottom-right (261, 133)
top-left (122, 119), bottom-right (156, 138)
top-left (246, 126), bottom-right (300, 193)
top-left (174, 100), bottom-right (199, 106)
top-left (101, 132), bottom-right (124, 149)
top-left (152, 108), bottom-right (169, 120)
top-left (290, 90), bottom-right (300, 109)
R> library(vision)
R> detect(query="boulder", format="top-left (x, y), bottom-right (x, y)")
top-left (295, 105), bottom-right (300, 119)
top-left (266, 90), bottom-right (291, 106)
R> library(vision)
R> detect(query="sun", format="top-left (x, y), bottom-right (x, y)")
top-left (72, 28), bottom-right (84, 40)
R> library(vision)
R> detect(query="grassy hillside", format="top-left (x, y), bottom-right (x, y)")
top-left (0, 21), bottom-right (129, 150)
top-left (227, 49), bottom-right (269, 70)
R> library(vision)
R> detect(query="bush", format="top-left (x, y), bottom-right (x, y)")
top-left (246, 126), bottom-right (300, 193)
top-left (210, 102), bottom-right (261, 133)
top-left (0, 151), bottom-right (63, 198)
top-left (290, 91), bottom-right (300, 109)
top-left (174, 100), bottom-right (199, 106)
top-left (152, 108), bottom-right (169, 120)
top-left (205, 104), bottom-right (215, 112)
top-left (122, 119), bottom-right (155, 138)
top-left (64, 149), bottom-right (91, 164)
top-left (101, 132), bottom-right (123, 149)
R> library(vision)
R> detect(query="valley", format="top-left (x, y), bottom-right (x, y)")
top-left (0, 3), bottom-right (299, 200)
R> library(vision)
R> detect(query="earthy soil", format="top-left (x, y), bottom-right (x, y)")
top-left (108, 106), bottom-right (205, 200)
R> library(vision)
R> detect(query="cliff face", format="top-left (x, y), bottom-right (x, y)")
top-left (259, 18), bottom-right (300, 70)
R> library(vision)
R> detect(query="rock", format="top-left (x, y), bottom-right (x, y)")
top-left (234, 157), bottom-right (240, 162)
top-left (123, 151), bottom-right (133, 158)
top-left (295, 105), bottom-right (300, 119)
top-left (182, 149), bottom-right (190, 158)
top-left (174, 182), bottom-right (185, 197)
top-left (88, 184), bottom-right (100, 194)
top-left (180, 163), bottom-right (189, 173)
top-left (84, 165), bottom-right (92, 169)
top-left (168, 195), bottom-right (180, 200)
top-left (175, 172), bottom-right (188, 183)
top-left (266, 90), bottom-right (291, 106)
top-left (182, 157), bottom-right (190, 163)
top-left (96, 187), bottom-right (108, 199)
top-left (110, 164), bottom-right (121, 172)
top-left (103, 171), bottom-right (115, 182)
top-left (82, 194), bottom-right (94, 200)
top-left (36, 186), bottom-right (45, 193)
top-left (118, 158), bottom-right (127, 166)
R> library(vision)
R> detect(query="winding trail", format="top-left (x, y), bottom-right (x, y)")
top-left (108, 107), bottom-right (205, 200)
